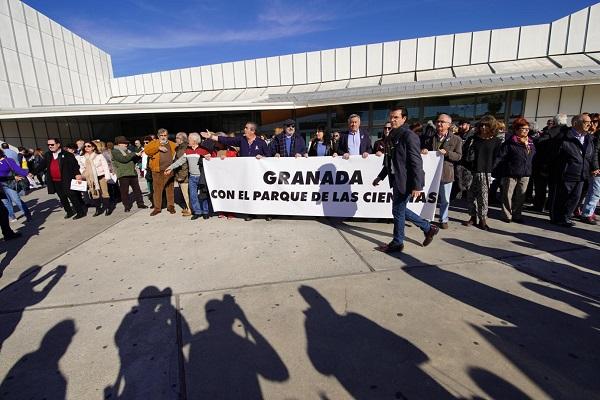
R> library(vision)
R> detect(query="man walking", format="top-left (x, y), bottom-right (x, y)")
top-left (373, 106), bottom-right (439, 252)
top-left (43, 138), bottom-right (85, 219)
top-left (112, 136), bottom-right (147, 212)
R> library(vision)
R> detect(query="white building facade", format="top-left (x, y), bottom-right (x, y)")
top-left (1, 0), bottom-right (600, 147)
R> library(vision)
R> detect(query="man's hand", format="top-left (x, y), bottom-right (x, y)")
top-left (274, 153), bottom-right (281, 158)
top-left (164, 169), bottom-right (171, 176)
top-left (255, 154), bottom-right (263, 159)
top-left (294, 153), bottom-right (301, 158)
top-left (332, 153), bottom-right (338, 158)
top-left (342, 153), bottom-right (350, 160)
top-left (158, 145), bottom-right (167, 153)
top-left (75, 174), bottom-right (83, 182)
top-left (375, 151), bottom-right (383, 157)
top-left (200, 131), bottom-right (211, 139)
top-left (411, 190), bottom-right (423, 198)
top-left (204, 154), bottom-right (211, 161)
top-left (438, 149), bottom-right (447, 155)
top-left (593, 169), bottom-right (600, 176)
top-left (361, 152), bottom-right (369, 159)
top-left (421, 149), bottom-right (428, 155)
top-left (372, 177), bottom-right (381, 186)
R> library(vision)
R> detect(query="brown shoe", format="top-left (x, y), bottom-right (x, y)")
top-left (167, 207), bottom-right (176, 214)
top-left (478, 217), bottom-right (490, 231)
top-left (182, 208), bottom-right (192, 217)
top-left (439, 222), bottom-right (448, 229)
top-left (150, 209), bottom-right (161, 216)
top-left (462, 216), bottom-right (477, 226)
top-left (423, 225), bottom-right (439, 247)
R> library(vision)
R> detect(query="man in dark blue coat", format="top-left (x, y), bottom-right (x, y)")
top-left (337, 114), bottom-right (372, 158)
top-left (373, 106), bottom-right (439, 252)
top-left (270, 119), bottom-right (307, 157)
top-left (550, 114), bottom-right (600, 227)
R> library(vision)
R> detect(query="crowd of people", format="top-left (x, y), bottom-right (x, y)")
top-left (1, 108), bottom-right (598, 250)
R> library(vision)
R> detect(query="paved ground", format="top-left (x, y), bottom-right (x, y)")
top-left (0, 187), bottom-right (598, 399)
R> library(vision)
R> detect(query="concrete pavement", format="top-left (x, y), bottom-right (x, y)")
top-left (0, 188), bottom-right (598, 399)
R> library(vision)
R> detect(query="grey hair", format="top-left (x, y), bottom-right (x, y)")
top-left (438, 113), bottom-right (452, 122)
top-left (188, 132), bottom-right (201, 144)
top-left (175, 132), bottom-right (188, 141)
top-left (348, 114), bottom-right (361, 121)
top-left (553, 113), bottom-right (567, 126)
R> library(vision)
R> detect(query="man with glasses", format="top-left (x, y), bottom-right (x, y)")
top-left (42, 138), bottom-right (85, 219)
top-left (373, 106), bottom-right (439, 253)
top-left (331, 131), bottom-right (341, 155)
top-left (144, 129), bottom-right (177, 216)
top-left (421, 114), bottom-right (463, 229)
top-left (373, 123), bottom-right (392, 155)
top-left (550, 114), bottom-right (600, 226)
top-left (270, 119), bottom-right (307, 158)
top-left (337, 114), bottom-right (372, 159)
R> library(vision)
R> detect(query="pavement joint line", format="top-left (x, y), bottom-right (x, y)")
top-left (174, 294), bottom-right (188, 400)
top-left (333, 226), bottom-right (376, 272)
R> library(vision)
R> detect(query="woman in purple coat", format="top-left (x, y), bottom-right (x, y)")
top-left (0, 149), bottom-right (32, 222)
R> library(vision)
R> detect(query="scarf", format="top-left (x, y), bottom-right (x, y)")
top-left (275, 134), bottom-right (296, 157)
top-left (512, 134), bottom-right (532, 154)
top-left (83, 153), bottom-right (101, 199)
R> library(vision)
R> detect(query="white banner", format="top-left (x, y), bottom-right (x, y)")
top-left (203, 153), bottom-right (443, 219)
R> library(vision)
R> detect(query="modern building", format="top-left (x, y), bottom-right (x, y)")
top-left (1, 0), bottom-right (600, 148)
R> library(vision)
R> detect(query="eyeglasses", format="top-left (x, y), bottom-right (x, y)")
top-left (143, 141), bottom-right (149, 144)
top-left (436, 120), bottom-right (451, 125)
top-left (84, 144), bottom-right (93, 147)
top-left (285, 124), bottom-right (295, 128)
top-left (583, 121), bottom-right (592, 125)
top-left (47, 143), bottom-right (56, 146)
top-left (384, 127), bottom-right (392, 130)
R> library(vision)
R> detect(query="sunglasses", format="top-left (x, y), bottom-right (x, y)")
top-left (285, 124), bottom-right (295, 128)
top-left (47, 143), bottom-right (56, 146)
top-left (384, 127), bottom-right (392, 130)
top-left (84, 144), bottom-right (93, 147)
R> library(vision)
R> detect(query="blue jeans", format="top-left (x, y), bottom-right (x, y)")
top-left (0, 182), bottom-right (31, 220)
top-left (392, 187), bottom-right (431, 245)
top-left (438, 181), bottom-right (453, 223)
top-left (188, 175), bottom-right (209, 215)
top-left (582, 175), bottom-right (600, 217)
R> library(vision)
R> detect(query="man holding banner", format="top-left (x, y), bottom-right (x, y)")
top-left (373, 106), bottom-right (439, 253)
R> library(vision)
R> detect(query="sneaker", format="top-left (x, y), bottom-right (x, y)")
top-left (423, 225), bottom-right (439, 247)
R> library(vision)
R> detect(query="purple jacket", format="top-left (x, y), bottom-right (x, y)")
top-left (0, 157), bottom-right (28, 179)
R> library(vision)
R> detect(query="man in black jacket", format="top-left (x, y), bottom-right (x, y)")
top-left (42, 138), bottom-right (85, 219)
top-left (373, 106), bottom-right (439, 252)
top-left (550, 114), bottom-right (600, 227)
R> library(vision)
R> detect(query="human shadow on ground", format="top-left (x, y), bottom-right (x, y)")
top-left (0, 198), bottom-right (58, 277)
top-left (299, 285), bottom-right (454, 399)
top-left (318, 163), bottom-right (358, 218)
top-left (393, 251), bottom-right (600, 399)
top-left (443, 238), bottom-right (600, 298)
top-left (320, 219), bottom-right (422, 248)
top-left (0, 265), bottom-right (66, 351)
top-left (104, 286), bottom-right (188, 400)
top-left (0, 319), bottom-right (76, 400)
top-left (186, 294), bottom-right (289, 399)
top-left (468, 367), bottom-right (532, 400)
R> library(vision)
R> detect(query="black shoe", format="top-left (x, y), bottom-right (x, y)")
top-left (124, 206), bottom-right (131, 212)
top-left (557, 220), bottom-right (575, 227)
top-left (72, 213), bottom-right (85, 220)
top-left (379, 242), bottom-right (404, 253)
top-left (265, 216), bottom-right (272, 221)
top-left (4, 231), bottom-right (22, 240)
top-left (64, 212), bottom-right (75, 219)
top-left (423, 225), bottom-right (439, 247)
top-left (244, 216), bottom-right (253, 221)
top-left (191, 214), bottom-right (201, 220)
top-left (137, 204), bottom-right (148, 209)
top-left (202, 215), bottom-right (210, 220)
top-left (105, 206), bottom-right (114, 216)
top-left (93, 207), bottom-right (103, 217)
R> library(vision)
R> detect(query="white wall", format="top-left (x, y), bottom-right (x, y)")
top-left (0, 0), bottom-right (112, 109)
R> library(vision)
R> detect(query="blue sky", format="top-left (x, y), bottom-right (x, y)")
top-left (24, 0), bottom-right (598, 77)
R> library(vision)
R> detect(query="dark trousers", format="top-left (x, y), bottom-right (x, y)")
top-left (533, 174), bottom-right (550, 211)
top-left (118, 176), bottom-right (144, 209)
top-left (53, 182), bottom-right (84, 215)
top-left (0, 202), bottom-right (14, 237)
top-left (551, 180), bottom-right (584, 223)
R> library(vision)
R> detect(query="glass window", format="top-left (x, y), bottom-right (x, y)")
top-left (296, 106), bottom-right (329, 143)
top-left (259, 110), bottom-right (294, 137)
top-left (475, 93), bottom-right (506, 119)
top-left (509, 90), bottom-right (525, 119)
top-left (423, 95), bottom-right (476, 122)
top-left (331, 103), bottom-right (370, 132)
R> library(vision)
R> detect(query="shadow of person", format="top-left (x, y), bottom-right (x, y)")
top-left (468, 367), bottom-right (532, 400)
top-left (298, 285), bottom-right (453, 399)
top-left (186, 294), bottom-right (289, 399)
top-left (0, 264), bottom-right (66, 350)
top-left (0, 198), bottom-right (58, 276)
top-left (104, 286), bottom-right (189, 400)
top-left (0, 319), bottom-right (76, 400)
top-left (396, 252), bottom-right (600, 400)
top-left (318, 162), bottom-right (358, 218)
